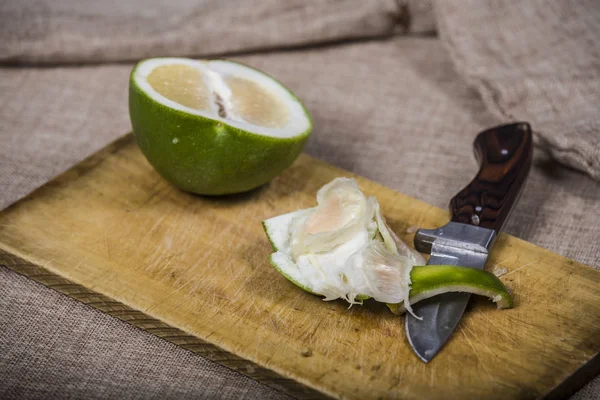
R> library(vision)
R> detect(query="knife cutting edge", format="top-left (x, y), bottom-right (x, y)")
top-left (406, 122), bottom-right (534, 363)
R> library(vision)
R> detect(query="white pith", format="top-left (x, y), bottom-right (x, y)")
top-left (388, 285), bottom-right (509, 315)
top-left (134, 57), bottom-right (310, 139)
top-left (264, 178), bottom-right (424, 311)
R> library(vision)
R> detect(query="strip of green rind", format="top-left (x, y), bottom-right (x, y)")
top-left (410, 265), bottom-right (512, 306)
top-left (387, 265), bottom-right (513, 314)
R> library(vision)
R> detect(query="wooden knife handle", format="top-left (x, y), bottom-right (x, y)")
top-left (449, 123), bottom-right (533, 233)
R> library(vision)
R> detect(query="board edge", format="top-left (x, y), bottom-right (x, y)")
top-left (0, 248), bottom-right (332, 400)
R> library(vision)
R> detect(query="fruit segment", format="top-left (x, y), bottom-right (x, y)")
top-left (147, 64), bottom-right (210, 111)
top-left (226, 76), bottom-right (289, 128)
top-left (264, 178), bottom-right (421, 309)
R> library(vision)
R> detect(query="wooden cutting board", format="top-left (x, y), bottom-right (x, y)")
top-left (1, 134), bottom-right (599, 400)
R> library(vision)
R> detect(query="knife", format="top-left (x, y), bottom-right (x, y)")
top-left (406, 122), bottom-right (533, 363)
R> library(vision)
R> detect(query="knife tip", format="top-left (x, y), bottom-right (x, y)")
top-left (420, 349), bottom-right (436, 363)
top-left (414, 347), bottom-right (436, 363)
top-left (405, 319), bottom-right (437, 363)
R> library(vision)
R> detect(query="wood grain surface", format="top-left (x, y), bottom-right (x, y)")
top-left (1, 134), bottom-right (599, 400)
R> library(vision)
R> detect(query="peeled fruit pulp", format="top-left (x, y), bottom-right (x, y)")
top-left (129, 58), bottom-right (312, 195)
top-left (262, 178), bottom-right (513, 316)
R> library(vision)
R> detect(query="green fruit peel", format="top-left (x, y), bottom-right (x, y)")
top-left (129, 58), bottom-right (312, 195)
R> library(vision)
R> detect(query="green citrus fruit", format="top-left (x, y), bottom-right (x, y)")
top-left (129, 57), bottom-right (312, 195)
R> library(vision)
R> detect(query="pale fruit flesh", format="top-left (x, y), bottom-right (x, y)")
top-left (145, 62), bottom-right (290, 130)
top-left (147, 64), bottom-right (210, 111)
top-left (226, 76), bottom-right (289, 128)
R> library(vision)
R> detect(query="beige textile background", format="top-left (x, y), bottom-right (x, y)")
top-left (0, 0), bottom-right (403, 63)
top-left (2, 0), bottom-right (597, 181)
top-left (436, 0), bottom-right (600, 180)
top-left (1, 1), bottom-right (599, 399)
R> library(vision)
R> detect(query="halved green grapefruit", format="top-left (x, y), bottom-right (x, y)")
top-left (262, 178), bottom-right (513, 316)
top-left (129, 58), bottom-right (312, 195)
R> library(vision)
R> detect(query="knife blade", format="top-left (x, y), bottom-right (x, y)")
top-left (406, 122), bottom-right (533, 363)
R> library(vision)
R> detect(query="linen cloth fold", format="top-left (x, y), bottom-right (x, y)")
top-left (435, 0), bottom-right (600, 180)
top-left (0, 0), bottom-right (403, 64)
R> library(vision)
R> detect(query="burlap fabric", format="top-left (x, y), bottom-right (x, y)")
top-left (0, 0), bottom-right (403, 64)
top-left (1, 1), bottom-right (599, 399)
top-left (436, 0), bottom-right (600, 180)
